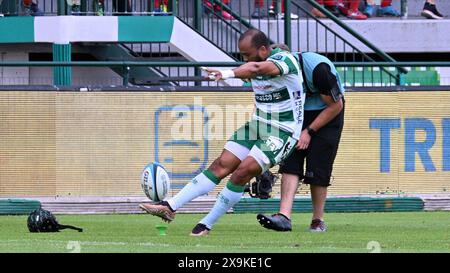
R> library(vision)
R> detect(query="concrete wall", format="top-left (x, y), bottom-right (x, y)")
top-left (0, 44), bottom-right (123, 85)
top-left (0, 52), bottom-right (29, 85)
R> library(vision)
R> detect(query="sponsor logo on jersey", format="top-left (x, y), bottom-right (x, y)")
top-left (281, 138), bottom-right (295, 160)
top-left (270, 54), bottom-right (284, 61)
top-left (255, 93), bottom-right (274, 102)
top-left (295, 100), bottom-right (303, 124)
top-left (252, 83), bottom-right (273, 91)
top-left (273, 92), bottom-right (283, 100)
top-left (292, 90), bottom-right (303, 100)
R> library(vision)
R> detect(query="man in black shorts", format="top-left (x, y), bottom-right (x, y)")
top-left (257, 48), bottom-right (345, 232)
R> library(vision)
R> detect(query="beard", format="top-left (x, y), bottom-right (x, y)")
top-left (254, 53), bottom-right (265, 62)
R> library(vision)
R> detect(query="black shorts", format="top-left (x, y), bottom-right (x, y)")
top-left (278, 104), bottom-right (345, 187)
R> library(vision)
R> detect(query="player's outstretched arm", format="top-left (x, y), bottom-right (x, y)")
top-left (203, 61), bottom-right (281, 81)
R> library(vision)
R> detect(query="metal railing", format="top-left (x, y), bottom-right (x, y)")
top-left (174, 1), bottom-right (406, 82)
top-left (128, 0), bottom-right (408, 85)
top-left (0, 61), bottom-right (448, 87)
top-left (0, 1), bottom-right (409, 61)
top-left (120, 42), bottom-right (188, 85)
top-left (301, 0), bottom-right (407, 83)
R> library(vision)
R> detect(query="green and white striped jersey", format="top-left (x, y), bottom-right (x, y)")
top-left (251, 48), bottom-right (305, 139)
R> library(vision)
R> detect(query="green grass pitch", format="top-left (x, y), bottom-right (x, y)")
top-left (1, 212), bottom-right (449, 253)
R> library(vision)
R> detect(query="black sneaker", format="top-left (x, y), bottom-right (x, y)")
top-left (190, 223), bottom-right (210, 236)
top-left (324, 5), bottom-right (341, 17)
top-left (421, 2), bottom-right (443, 19)
top-left (257, 213), bottom-right (292, 231)
top-left (309, 219), bottom-right (327, 232)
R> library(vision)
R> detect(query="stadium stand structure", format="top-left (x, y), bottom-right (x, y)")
top-left (0, 1), bottom-right (448, 86)
top-left (0, 16), bottom-right (239, 85)
top-left (0, 0), bottom-right (415, 86)
top-left (336, 66), bottom-right (440, 86)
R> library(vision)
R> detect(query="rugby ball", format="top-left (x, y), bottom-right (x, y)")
top-left (141, 163), bottom-right (171, 202)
